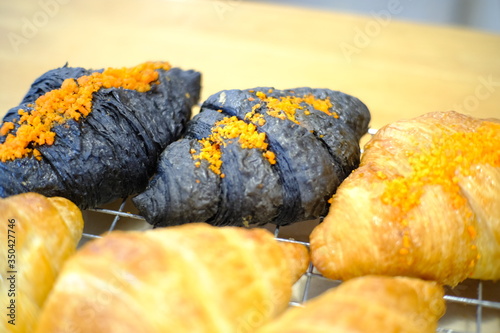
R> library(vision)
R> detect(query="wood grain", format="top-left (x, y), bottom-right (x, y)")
top-left (1, 0), bottom-right (499, 129)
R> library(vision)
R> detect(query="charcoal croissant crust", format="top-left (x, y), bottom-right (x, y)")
top-left (133, 87), bottom-right (370, 227)
top-left (0, 65), bottom-right (201, 209)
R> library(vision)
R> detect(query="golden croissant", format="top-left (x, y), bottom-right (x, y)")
top-left (311, 111), bottom-right (500, 286)
top-left (0, 193), bottom-right (84, 333)
top-left (255, 275), bottom-right (445, 333)
top-left (35, 223), bottom-right (309, 333)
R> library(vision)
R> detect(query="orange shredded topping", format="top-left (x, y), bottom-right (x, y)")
top-left (0, 122), bottom-right (14, 136)
top-left (192, 90), bottom-right (337, 176)
top-left (263, 150), bottom-right (276, 165)
top-left (379, 123), bottom-right (500, 258)
top-left (467, 225), bottom-right (477, 240)
top-left (0, 61), bottom-right (171, 162)
top-left (399, 248), bottom-right (409, 255)
top-left (381, 124), bottom-right (500, 212)
top-left (256, 91), bottom-right (336, 124)
top-left (191, 116), bottom-right (276, 176)
top-left (244, 104), bottom-right (266, 126)
top-left (402, 233), bottom-right (411, 248)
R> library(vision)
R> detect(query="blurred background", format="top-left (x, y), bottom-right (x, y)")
top-left (259, 0), bottom-right (500, 33)
top-left (1, 0), bottom-right (499, 127)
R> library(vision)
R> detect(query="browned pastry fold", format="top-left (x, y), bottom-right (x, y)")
top-left (35, 223), bottom-right (309, 333)
top-left (0, 193), bottom-right (84, 333)
top-left (310, 111), bottom-right (500, 286)
top-left (255, 275), bottom-right (445, 333)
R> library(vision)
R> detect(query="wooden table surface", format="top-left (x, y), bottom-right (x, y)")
top-left (1, 0), bottom-right (500, 130)
top-left (1, 2), bottom-right (500, 330)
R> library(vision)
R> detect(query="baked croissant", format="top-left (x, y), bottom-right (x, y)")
top-left (0, 62), bottom-right (201, 208)
top-left (133, 87), bottom-right (370, 227)
top-left (255, 275), bottom-right (445, 333)
top-left (0, 192), bottom-right (84, 333)
top-left (35, 223), bottom-right (309, 333)
top-left (310, 111), bottom-right (500, 286)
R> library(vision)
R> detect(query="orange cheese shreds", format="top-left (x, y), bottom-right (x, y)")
top-left (0, 122), bottom-right (15, 136)
top-left (193, 139), bottom-right (223, 175)
top-left (381, 123), bottom-right (500, 213)
top-left (302, 94), bottom-right (338, 118)
top-left (192, 90), bottom-right (337, 176)
top-left (263, 150), bottom-right (276, 165)
top-left (244, 104), bottom-right (266, 126)
top-left (0, 61), bottom-right (171, 162)
top-left (377, 121), bottom-right (500, 264)
top-left (191, 116), bottom-right (276, 176)
top-left (256, 91), bottom-right (335, 124)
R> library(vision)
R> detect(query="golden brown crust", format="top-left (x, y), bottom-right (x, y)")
top-left (277, 241), bottom-right (310, 283)
top-left (0, 193), bottom-right (83, 333)
top-left (255, 275), bottom-right (445, 333)
top-left (35, 223), bottom-right (309, 333)
top-left (310, 111), bottom-right (500, 286)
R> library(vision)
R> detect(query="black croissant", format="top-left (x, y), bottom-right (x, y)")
top-left (133, 87), bottom-right (370, 227)
top-left (0, 62), bottom-right (201, 209)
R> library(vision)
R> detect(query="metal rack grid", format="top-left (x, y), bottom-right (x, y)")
top-left (79, 196), bottom-right (500, 333)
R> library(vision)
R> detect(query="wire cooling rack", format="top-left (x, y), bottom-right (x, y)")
top-left (79, 196), bottom-right (500, 333)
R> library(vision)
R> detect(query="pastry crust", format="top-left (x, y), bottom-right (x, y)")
top-left (310, 111), bottom-right (500, 286)
top-left (255, 275), bottom-right (445, 333)
top-left (133, 87), bottom-right (370, 227)
top-left (0, 193), bottom-right (83, 333)
top-left (35, 223), bottom-right (309, 333)
top-left (0, 63), bottom-right (201, 209)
